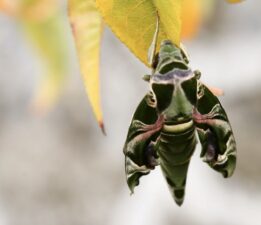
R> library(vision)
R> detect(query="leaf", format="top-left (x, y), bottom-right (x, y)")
top-left (68, 0), bottom-right (105, 132)
top-left (21, 4), bottom-right (68, 114)
top-left (226, 0), bottom-right (244, 3)
top-left (96, 0), bottom-right (183, 66)
top-left (0, 0), bottom-right (58, 18)
top-left (0, 0), bottom-right (69, 114)
top-left (26, 13), bottom-right (69, 115)
top-left (17, 0), bottom-right (58, 20)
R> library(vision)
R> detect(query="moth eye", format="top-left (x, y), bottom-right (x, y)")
top-left (181, 78), bottom-right (197, 105)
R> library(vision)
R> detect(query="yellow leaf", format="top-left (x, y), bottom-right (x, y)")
top-left (0, 0), bottom-right (57, 18)
top-left (96, 0), bottom-right (183, 67)
top-left (68, 0), bottom-right (104, 132)
top-left (26, 13), bottom-right (69, 115)
top-left (0, 0), bottom-right (69, 114)
top-left (226, 0), bottom-right (244, 3)
top-left (18, 0), bottom-right (58, 21)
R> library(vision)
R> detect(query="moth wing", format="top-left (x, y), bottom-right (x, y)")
top-left (123, 94), bottom-right (160, 193)
top-left (195, 82), bottom-right (236, 178)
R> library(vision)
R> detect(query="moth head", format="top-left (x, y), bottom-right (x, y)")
top-left (154, 40), bottom-right (189, 74)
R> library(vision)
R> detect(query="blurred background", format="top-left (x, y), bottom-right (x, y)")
top-left (0, 0), bottom-right (261, 224)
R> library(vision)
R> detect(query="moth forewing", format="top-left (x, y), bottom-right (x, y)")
top-left (194, 82), bottom-right (237, 178)
top-left (123, 95), bottom-right (162, 193)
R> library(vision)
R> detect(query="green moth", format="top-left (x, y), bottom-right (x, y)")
top-left (123, 39), bottom-right (237, 206)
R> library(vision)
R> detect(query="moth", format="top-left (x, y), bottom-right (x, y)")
top-left (123, 22), bottom-right (236, 206)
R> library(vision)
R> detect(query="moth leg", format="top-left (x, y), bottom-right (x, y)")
top-left (144, 142), bottom-right (159, 169)
top-left (193, 104), bottom-right (227, 122)
top-left (197, 128), bottom-right (218, 163)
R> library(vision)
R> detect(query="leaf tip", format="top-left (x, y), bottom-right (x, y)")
top-left (99, 120), bottom-right (106, 135)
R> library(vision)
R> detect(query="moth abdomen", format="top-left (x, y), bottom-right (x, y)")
top-left (166, 174), bottom-right (186, 206)
top-left (161, 161), bottom-right (191, 206)
top-left (174, 189), bottom-right (185, 206)
top-left (156, 126), bottom-right (197, 206)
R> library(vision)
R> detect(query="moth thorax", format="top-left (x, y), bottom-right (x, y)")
top-left (163, 81), bottom-right (193, 122)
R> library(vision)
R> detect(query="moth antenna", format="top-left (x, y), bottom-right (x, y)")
top-left (142, 74), bottom-right (151, 82)
top-left (148, 11), bottom-right (160, 67)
